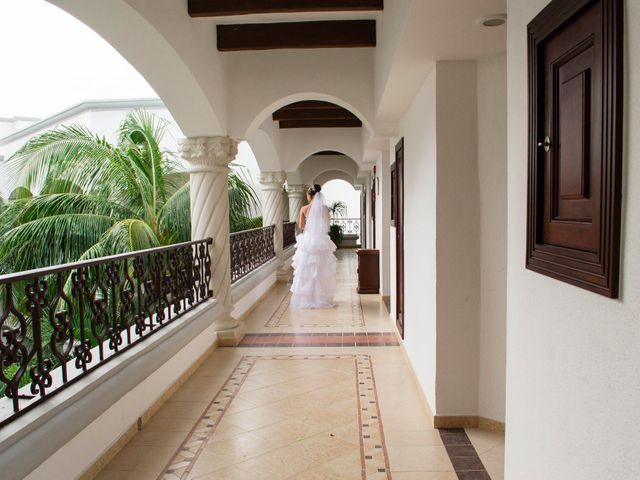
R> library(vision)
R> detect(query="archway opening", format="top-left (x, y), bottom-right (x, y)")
top-left (322, 179), bottom-right (362, 248)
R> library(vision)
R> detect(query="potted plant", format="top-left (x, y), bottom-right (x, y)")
top-left (329, 224), bottom-right (344, 246)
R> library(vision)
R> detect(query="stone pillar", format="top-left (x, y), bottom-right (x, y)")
top-left (282, 188), bottom-right (290, 222)
top-left (179, 136), bottom-right (245, 346)
top-left (287, 184), bottom-right (307, 229)
top-left (259, 171), bottom-right (288, 281)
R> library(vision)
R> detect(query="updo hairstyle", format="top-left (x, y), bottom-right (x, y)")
top-left (307, 184), bottom-right (322, 197)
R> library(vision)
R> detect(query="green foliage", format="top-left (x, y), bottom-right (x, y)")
top-left (0, 110), bottom-right (261, 273)
top-left (329, 200), bottom-right (347, 218)
top-left (329, 224), bottom-right (344, 246)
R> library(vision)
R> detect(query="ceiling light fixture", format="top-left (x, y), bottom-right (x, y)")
top-left (477, 14), bottom-right (507, 27)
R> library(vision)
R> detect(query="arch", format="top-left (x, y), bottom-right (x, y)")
top-left (297, 153), bottom-right (360, 186)
top-left (282, 128), bottom-right (363, 171)
top-left (314, 170), bottom-right (355, 186)
top-left (240, 92), bottom-right (375, 139)
top-left (47, 0), bottom-right (224, 136)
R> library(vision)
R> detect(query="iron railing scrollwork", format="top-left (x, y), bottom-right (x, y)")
top-left (332, 217), bottom-right (362, 236)
top-left (0, 239), bottom-right (213, 427)
top-left (230, 225), bottom-right (276, 283)
top-left (283, 221), bottom-right (297, 249)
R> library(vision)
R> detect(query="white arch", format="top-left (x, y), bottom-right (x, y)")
top-left (241, 92), bottom-right (375, 140)
top-left (48, 0), bottom-right (225, 136)
top-left (315, 170), bottom-right (356, 186)
top-left (298, 154), bottom-right (360, 186)
top-left (282, 128), bottom-right (364, 171)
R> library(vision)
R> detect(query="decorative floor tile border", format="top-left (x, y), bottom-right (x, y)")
top-left (158, 354), bottom-right (392, 480)
top-left (239, 332), bottom-right (399, 347)
top-left (438, 428), bottom-right (491, 480)
top-left (264, 286), bottom-right (365, 328)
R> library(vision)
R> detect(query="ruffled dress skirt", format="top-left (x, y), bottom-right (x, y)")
top-left (290, 231), bottom-right (337, 309)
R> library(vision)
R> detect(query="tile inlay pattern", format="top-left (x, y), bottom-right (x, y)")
top-left (158, 355), bottom-right (392, 480)
top-left (439, 428), bottom-right (491, 479)
top-left (265, 287), bottom-right (365, 328)
top-left (239, 332), bottom-right (399, 347)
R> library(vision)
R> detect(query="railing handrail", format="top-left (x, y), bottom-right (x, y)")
top-left (229, 224), bottom-right (275, 238)
top-left (0, 238), bottom-right (213, 284)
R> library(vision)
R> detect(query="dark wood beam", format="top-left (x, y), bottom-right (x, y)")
top-left (217, 20), bottom-right (376, 51)
top-left (314, 150), bottom-right (344, 155)
top-left (189, 0), bottom-right (383, 17)
top-left (279, 119), bottom-right (362, 128)
top-left (273, 108), bottom-right (357, 121)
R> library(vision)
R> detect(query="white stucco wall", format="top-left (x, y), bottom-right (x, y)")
top-left (396, 59), bottom-right (506, 422)
top-left (397, 68), bottom-right (438, 411)
top-left (505, 1), bottom-right (640, 478)
top-left (477, 53), bottom-right (507, 423)
top-left (434, 61), bottom-right (481, 416)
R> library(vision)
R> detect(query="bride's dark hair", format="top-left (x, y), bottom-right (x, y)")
top-left (307, 184), bottom-right (322, 197)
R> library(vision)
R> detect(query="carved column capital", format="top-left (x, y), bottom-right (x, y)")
top-left (287, 184), bottom-right (307, 198)
top-left (179, 136), bottom-right (239, 173)
top-left (258, 171), bottom-right (287, 190)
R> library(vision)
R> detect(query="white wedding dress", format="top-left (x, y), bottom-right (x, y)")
top-left (290, 192), bottom-right (337, 309)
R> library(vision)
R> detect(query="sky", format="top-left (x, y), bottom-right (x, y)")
top-left (0, 0), bottom-right (157, 119)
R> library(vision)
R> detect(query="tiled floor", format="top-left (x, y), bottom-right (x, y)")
top-left (97, 250), bottom-right (504, 480)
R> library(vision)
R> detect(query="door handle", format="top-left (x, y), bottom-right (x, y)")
top-left (537, 136), bottom-right (551, 153)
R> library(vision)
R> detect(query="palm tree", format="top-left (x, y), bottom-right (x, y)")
top-left (329, 200), bottom-right (347, 220)
top-left (0, 110), bottom-right (260, 273)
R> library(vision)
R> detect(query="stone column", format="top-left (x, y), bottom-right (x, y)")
top-left (287, 184), bottom-right (307, 229)
top-left (179, 136), bottom-right (245, 346)
top-left (259, 171), bottom-right (288, 281)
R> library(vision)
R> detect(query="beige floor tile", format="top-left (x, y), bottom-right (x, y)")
top-left (390, 473), bottom-right (458, 480)
top-left (384, 429), bottom-right (444, 447)
top-left (223, 405), bottom-right (287, 431)
top-left (106, 445), bottom-right (176, 471)
top-left (95, 470), bottom-right (161, 480)
top-left (386, 445), bottom-right (454, 472)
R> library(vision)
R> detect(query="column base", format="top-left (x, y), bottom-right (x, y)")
top-left (276, 266), bottom-right (292, 283)
top-left (216, 320), bottom-right (247, 347)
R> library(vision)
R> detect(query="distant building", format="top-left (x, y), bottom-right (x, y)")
top-left (0, 98), bottom-right (262, 198)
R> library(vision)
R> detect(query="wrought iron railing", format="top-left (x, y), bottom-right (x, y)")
top-left (283, 221), bottom-right (297, 249)
top-left (0, 239), bottom-right (213, 427)
top-left (230, 225), bottom-right (276, 283)
top-left (332, 217), bottom-right (361, 236)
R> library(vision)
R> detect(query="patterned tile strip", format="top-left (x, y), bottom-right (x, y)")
top-left (438, 428), bottom-right (491, 480)
top-left (264, 286), bottom-right (365, 328)
top-left (158, 354), bottom-right (392, 480)
top-left (239, 332), bottom-right (399, 347)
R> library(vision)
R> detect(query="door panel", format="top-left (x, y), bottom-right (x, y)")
top-left (526, 0), bottom-right (623, 298)
top-left (395, 139), bottom-right (405, 338)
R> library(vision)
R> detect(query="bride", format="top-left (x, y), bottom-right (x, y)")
top-left (290, 184), bottom-right (337, 309)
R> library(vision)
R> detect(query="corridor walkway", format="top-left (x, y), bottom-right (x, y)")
top-left (96, 250), bottom-right (504, 480)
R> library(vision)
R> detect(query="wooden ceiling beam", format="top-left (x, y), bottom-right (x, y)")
top-left (217, 20), bottom-right (376, 51)
top-left (272, 108), bottom-right (358, 121)
top-left (278, 119), bottom-right (362, 128)
top-left (189, 0), bottom-right (383, 17)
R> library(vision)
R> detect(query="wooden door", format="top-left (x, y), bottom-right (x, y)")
top-left (395, 139), bottom-right (405, 338)
top-left (526, 0), bottom-right (623, 297)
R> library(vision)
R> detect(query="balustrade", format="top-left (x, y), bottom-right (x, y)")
top-left (230, 225), bottom-right (276, 283)
top-left (0, 239), bottom-right (213, 426)
top-left (283, 221), bottom-right (297, 249)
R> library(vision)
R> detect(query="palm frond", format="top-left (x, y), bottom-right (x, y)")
top-left (0, 214), bottom-right (116, 272)
top-left (6, 125), bottom-right (121, 194)
top-left (17, 193), bottom-right (134, 223)
top-left (158, 183), bottom-right (191, 243)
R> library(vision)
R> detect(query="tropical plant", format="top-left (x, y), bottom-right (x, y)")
top-left (0, 110), bottom-right (260, 274)
top-left (329, 224), bottom-right (344, 246)
top-left (329, 200), bottom-right (347, 219)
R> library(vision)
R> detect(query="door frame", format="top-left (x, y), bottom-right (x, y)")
top-left (394, 138), bottom-right (405, 338)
